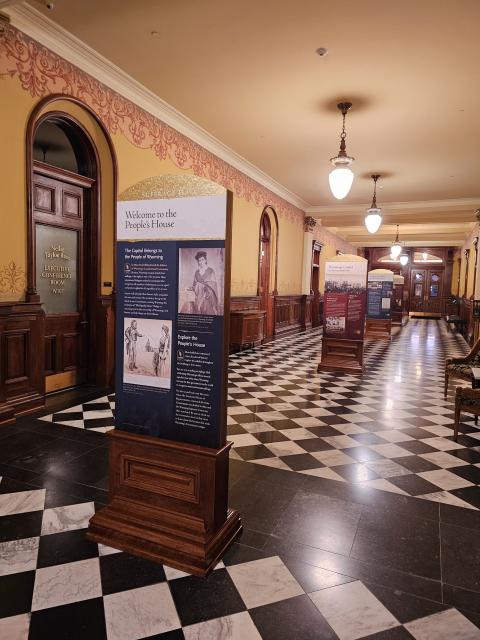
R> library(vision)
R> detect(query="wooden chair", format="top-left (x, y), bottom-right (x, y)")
top-left (444, 337), bottom-right (480, 398)
top-left (453, 387), bottom-right (480, 441)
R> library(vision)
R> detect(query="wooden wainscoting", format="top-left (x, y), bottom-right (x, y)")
top-left (0, 302), bottom-right (45, 423)
top-left (274, 295), bottom-right (315, 338)
top-left (230, 294), bottom-right (321, 351)
top-left (230, 296), bottom-right (261, 312)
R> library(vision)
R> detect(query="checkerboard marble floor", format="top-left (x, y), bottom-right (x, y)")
top-left (40, 318), bottom-right (480, 510)
top-left (1, 478), bottom-right (480, 639)
top-left (2, 318), bottom-right (480, 638)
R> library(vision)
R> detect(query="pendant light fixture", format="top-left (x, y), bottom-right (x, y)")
top-left (390, 225), bottom-right (402, 259)
top-left (364, 174), bottom-right (382, 234)
top-left (329, 101), bottom-right (354, 200)
top-left (399, 254), bottom-right (409, 266)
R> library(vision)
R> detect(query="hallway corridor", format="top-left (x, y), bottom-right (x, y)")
top-left (1, 320), bottom-right (480, 638)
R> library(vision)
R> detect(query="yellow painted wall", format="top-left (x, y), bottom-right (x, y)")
top-left (451, 257), bottom-right (460, 295)
top-left (0, 79), bottom-right (33, 301)
top-left (459, 254), bottom-right (467, 297)
top-left (0, 72), bottom-right (308, 302)
top-left (467, 244), bottom-right (477, 298)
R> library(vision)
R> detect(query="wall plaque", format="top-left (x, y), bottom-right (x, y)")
top-left (35, 224), bottom-right (78, 314)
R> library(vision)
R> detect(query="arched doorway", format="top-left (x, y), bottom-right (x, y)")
top-left (257, 206), bottom-right (278, 337)
top-left (28, 110), bottom-right (105, 392)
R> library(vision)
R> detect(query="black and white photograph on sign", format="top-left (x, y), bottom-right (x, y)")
top-left (178, 247), bottom-right (224, 316)
top-left (325, 316), bottom-right (346, 333)
top-left (123, 318), bottom-right (172, 388)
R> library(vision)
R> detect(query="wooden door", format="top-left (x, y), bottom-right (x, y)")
top-left (410, 269), bottom-right (426, 313)
top-left (425, 269), bottom-right (444, 314)
top-left (259, 214), bottom-right (272, 335)
top-left (33, 165), bottom-right (92, 392)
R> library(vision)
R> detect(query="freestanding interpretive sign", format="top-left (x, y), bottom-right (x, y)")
top-left (392, 274), bottom-right (407, 326)
top-left (365, 268), bottom-right (394, 339)
top-left (87, 175), bottom-right (241, 576)
top-left (318, 254), bottom-right (368, 373)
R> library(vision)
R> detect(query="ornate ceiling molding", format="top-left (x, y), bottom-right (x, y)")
top-left (307, 197), bottom-right (480, 216)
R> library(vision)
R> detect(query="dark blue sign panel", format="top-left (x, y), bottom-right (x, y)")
top-left (367, 276), bottom-right (393, 319)
top-left (115, 193), bottom-right (228, 449)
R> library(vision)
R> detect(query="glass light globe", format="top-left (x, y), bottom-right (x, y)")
top-left (399, 254), bottom-right (409, 266)
top-left (390, 243), bottom-right (402, 259)
top-left (364, 208), bottom-right (382, 234)
top-left (329, 166), bottom-right (354, 200)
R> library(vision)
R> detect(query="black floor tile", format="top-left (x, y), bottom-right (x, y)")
top-left (221, 541), bottom-right (271, 566)
top-left (0, 571), bottom-right (35, 617)
top-left (443, 583), bottom-right (480, 616)
top-left (449, 464), bottom-right (480, 485)
top-left (28, 597), bottom-right (107, 640)
top-left (99, 551), bottom-right (167, 595)
top-left (5, 438), bottom-right (96, 475)
top-left (37, 528), bottom-right (99, 568)
top-left (47, 447), bottom-right (109, 486)
top-left (253, 430), bottom-right (289, 444)
top-left (250, 594), bottom-right (339, 640)
top-left (229, 476), bottom-right (297, 534)
top-left (272, 490), bottom-right (362, 556)
top-left (350, 507), bottom-right (441, 580)
top-left (0, 431), bottom-right (60, 464)
top-left (439, 502), bottom-right (480, 532)
top-left (0, 510), bottom-right (43, 542)
top-left (365, 581), bottom-right (448, 623)
top-left (393, 455), bottom-right (439, 473)
top-left (441, 522), bottom-right (480, 594)
top-left (280, 453), bottom-right (324, 471)
top-left (169, 568), bottom-right (246, 626)
top-left (233, 444), bottom-right (275, 461)
top-left (450, 486), bottom-right (480, 510)
top-left (281, 557), bottom-right (355, 593)
top-left (387, 474), bottom-right (441, 496)
top-left (360, 628), bottom-right (415, 640)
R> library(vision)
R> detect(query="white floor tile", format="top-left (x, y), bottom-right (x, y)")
top-left (227, 556), bottom-right (303, 608)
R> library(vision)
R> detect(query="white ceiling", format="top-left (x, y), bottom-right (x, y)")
top-left (10, 0), bottom-right (480, 246)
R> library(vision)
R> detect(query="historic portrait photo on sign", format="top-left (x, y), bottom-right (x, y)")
top-left (123, 318), bottom-right (172, 389)
top-left (178, 247), bottom-right (225, 316)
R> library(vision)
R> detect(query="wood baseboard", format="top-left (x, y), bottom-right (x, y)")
top-left (87, 430), bottom-right (242, 577)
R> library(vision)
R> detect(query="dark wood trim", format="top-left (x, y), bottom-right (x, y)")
top-left (318, 337), bottom-right (364, 374)
top-left (472, 238), bottom-right (479, 299)
top-left (230, 296), bottom-right (261, 311)
top-left (33, 160), bottom-right (95, 188)
top-left (365, 318), bottom-right (392, 340)
top-left (464, 248), bottom-right (470, 298)
top-left (256, 206), bottom-right (279, 339)
top-left (25, 94), bottom-right (118, 301)
top-left (25, 95), bottom-right (118, 395)
top-left (87, 430), bottom-right (242, 577)
top-left (0, 302), bottom-right (45, 423)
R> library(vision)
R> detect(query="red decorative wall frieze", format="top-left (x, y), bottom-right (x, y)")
top-left (0, 24), bottom-right (304, 225)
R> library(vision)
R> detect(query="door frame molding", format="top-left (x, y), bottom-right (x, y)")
top-left (25, 95), bottom-right (118, 389)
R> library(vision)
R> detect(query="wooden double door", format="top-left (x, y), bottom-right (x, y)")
top-left (33, 163), bottom-right (94, 392)
top-left (410, 268), bottom-right (444, 315)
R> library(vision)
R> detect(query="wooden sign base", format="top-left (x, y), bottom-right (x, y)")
top-left (317, 337), bottom-right (364, 374)
top-left (365, 318), bottom-right (392, 340)
top-left (392, 311), bottom-right (408, 326)
top-left (87, 430), bottom-right (242, 577)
